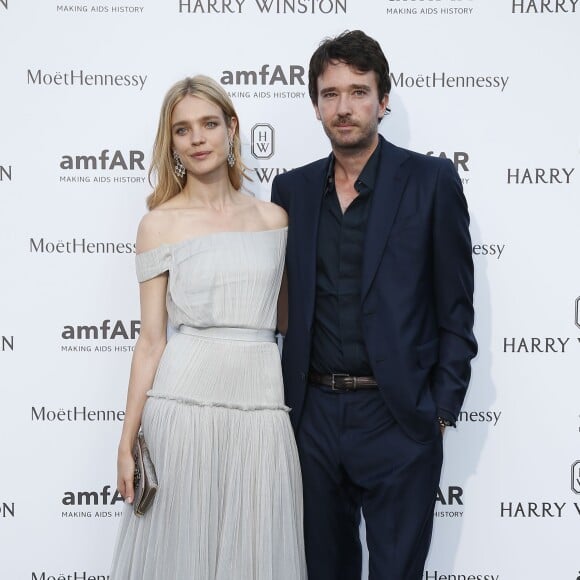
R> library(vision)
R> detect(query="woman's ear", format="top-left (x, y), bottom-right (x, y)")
top-left (228, 116), bottom-right (238, 139)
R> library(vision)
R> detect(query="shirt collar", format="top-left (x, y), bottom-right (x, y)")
top-left (324, 139), bottom-right (382, 197)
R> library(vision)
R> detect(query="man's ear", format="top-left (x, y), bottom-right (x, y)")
top-left (313, 104), bottom-right (321, 121)
top-left (380, 94), bottom-right (389, 117)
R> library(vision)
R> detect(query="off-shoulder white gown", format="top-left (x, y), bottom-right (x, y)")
top-left (110, 227), bottom-right (306, 580)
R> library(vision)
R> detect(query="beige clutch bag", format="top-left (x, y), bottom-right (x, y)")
top-left (133, 431), bottom-right (158, 516)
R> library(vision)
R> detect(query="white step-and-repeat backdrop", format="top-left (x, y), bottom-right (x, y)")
top-left (1, 1), bottom-right (579, 579)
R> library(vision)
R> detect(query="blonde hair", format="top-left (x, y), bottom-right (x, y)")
top-left (146, 75), bottom-right (248, 210)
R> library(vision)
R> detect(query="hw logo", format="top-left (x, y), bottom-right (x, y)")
top-left (575, 297), bottom-right (580, 330)
top-left (0, 0), bottom-right (7, 9)
top-left (572, 461), bottom-right (580, 494)
top-left (251, 123), bottom-right (275, 159)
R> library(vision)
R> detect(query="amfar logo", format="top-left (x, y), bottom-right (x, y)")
top-left (426, 151), bottom-right (469, 172)
top-left (0, 164), bottom-right (12, 181)
top-left (220, 64), bottom-right (305, 86)
top-left (427, 150), bottom-right (470, 186)
top-left (1, 335), bottom-right (14, 352)
top-left (572, 461), bottom-right (580, 494)
top-left (434, 485), bottom-right (464, 518)
top-left (575, 296), bottom-right (580, 330)
top-left (61, 485), bottom-right (125, 518)
top-left (62, 320), bottom-right (140, 340)
top-left (251, 124), bottom-right (275, 159)
top-left (0, 0), bottom-right (7, 10)
top-left (59, 149), bottom-right (146, 184)
top-left (62, 485), bottom-right (124, 505)
top-left (512, 0), bottom-right (579, 13)
top-left (61, 320), bottom-right (139, 352)
top-left (436, 485), bottom-right (463, 506)
top-left (60, 149), bottom-right (145, 170)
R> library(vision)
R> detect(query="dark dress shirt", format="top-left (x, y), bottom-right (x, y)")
top-left (310, 142), bottom-right (381, 375)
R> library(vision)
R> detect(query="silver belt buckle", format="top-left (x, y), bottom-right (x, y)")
top-left (331, 373), bottom-right (349, 391)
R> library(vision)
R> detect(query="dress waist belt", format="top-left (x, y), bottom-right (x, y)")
top-left (177, 325), bottom-right (276, 343)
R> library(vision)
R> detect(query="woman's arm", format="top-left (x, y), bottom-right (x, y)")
top-left (116, 213), bottom-right (169, 504)
top-left (116, 273), bottom-right (168, 504)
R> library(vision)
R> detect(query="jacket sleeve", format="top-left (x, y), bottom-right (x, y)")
top-left (431, 159), bottom-right (478, 423)
top-left (271, 175), bottom-right (288, 211)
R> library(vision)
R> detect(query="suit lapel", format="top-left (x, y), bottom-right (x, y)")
top-left (296, 158), bottom-right (328, 331)
top-left (361, 138), bottom-right (411, 302)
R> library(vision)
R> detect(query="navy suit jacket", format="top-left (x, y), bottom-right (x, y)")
top-left (271, 136), bottom-right (477, 443)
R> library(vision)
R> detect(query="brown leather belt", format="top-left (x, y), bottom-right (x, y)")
top-left (308, 371), bottom-right (378, 391)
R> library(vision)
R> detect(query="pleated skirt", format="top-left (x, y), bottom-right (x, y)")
top-left (110, 330), bottom-right (307, 580)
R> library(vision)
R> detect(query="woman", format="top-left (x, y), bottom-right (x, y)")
top-left (110, 75), bottom-right (306, 579)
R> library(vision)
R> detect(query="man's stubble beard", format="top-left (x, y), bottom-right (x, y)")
top-left (322, 118), bottom-right (379, 155)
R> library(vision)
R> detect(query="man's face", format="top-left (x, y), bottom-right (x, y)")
top-left (314, 61), bottom-right (388, 154)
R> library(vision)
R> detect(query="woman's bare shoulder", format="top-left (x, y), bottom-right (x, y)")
top-left (136, 209), bottom-right (175, 253)
top-left (252, 198), bottom-right (288, 229)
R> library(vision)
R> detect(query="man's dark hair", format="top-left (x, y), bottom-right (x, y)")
top-left (308, 30), bottom-right (391, 104)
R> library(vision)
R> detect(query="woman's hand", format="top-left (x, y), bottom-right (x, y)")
top-left (117, 447), bottom-right (135, 504)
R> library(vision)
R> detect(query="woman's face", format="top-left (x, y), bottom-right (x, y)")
top-left (170, 94), bottom-right (235, 180)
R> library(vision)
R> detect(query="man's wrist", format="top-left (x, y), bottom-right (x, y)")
top-left (438, 417), bottom-right (453, 429)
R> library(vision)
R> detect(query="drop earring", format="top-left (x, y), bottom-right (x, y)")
top-left (227, 140), bottom-right (235, 168)
top-left (173, 150), bottom-right (186, 178)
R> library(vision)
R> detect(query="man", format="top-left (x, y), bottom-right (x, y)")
top-left (271, 30), bottom-right (477, 579)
